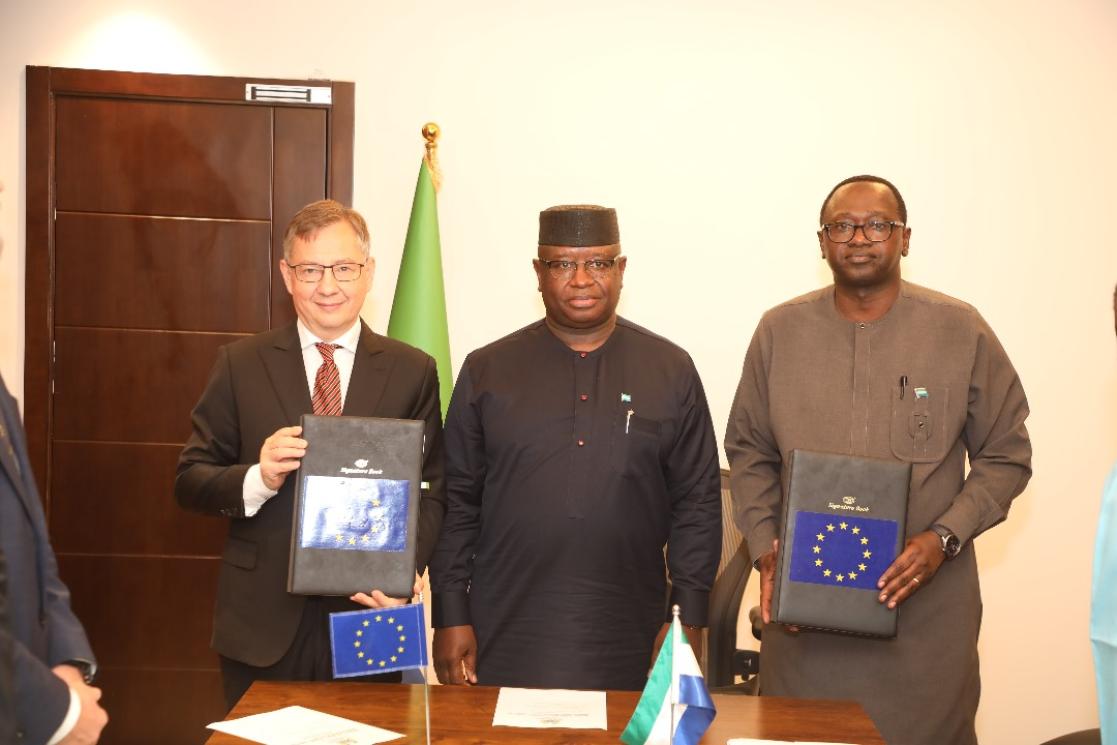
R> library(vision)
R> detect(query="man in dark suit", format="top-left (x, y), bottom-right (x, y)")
top-left (0, 373), bottom-right (108, 744)
top-left (1, 177), bottom-right (107, 744)
top-left (176, 200), bottom-right (445, 708)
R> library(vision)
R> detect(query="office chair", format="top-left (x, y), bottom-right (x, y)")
top-left (703, 468), bottom-right (760, 693)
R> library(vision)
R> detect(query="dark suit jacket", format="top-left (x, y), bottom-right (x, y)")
top-left (174, 322), bottom-right (445, 667)
top-left (0, 373), bottom-right (95, 744)
top-left (0, 548), bottom-right (16, 745)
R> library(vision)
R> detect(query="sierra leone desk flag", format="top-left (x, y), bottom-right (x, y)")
top-left (387, 124), bottom-right (452, 420)
top-left (329, 603), bottom-right (428, 678)
top-left (621, 608), bottom-right (715, 745)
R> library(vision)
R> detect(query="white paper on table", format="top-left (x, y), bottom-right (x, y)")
top-left (206, 705), bottom-right (403, 745)
top-left (492, 687), bottom-right (607, 729)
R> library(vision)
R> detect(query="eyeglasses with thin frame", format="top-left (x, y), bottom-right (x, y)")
top-left (286, 261), bottom-right (367, 283)
top-left (537, 256), bottom-right (623, 280)
top-left (820, 221), bottom-right (905, 244)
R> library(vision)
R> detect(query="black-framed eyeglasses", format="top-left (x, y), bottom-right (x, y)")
top-left (820, 221), bottom-right (905, 244)
top-left (537, 257), bottom-right (623, 280)
top-left (286, 261), bottom-right (367, 283)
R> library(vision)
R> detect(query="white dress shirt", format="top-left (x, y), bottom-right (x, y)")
top-left (241, 319), bottom-right (362, 516)
top-left (46, 688), bottom-right (80, 745)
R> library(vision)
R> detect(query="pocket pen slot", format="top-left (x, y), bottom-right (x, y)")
top-left (890, 383), bottom-right (949, 464)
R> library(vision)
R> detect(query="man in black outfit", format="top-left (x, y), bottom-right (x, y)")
top-left (431, 205), bottom-right (721, 690)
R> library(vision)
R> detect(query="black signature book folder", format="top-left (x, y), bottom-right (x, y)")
top-left (287, 414), bottom-right (424, 598)
top-left (771, 450), bottom-right (911, 637)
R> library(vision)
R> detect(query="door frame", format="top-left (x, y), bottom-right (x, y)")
top-left (23, 65), bottom-right (355, 505)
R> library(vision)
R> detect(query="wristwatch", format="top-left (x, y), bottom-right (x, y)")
top-left (931, 524), bottom-right (961, 560)
top-left (64, 659), bottom-right (97, 684)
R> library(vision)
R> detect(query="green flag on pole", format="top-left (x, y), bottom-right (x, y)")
top-left (387, 152), bottom-right (452, 420)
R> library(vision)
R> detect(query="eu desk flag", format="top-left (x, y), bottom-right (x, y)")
top-left (329, 603), bottom-right (428, 678)
top-left (387, 155), bottom-right (452, 421)
top-left (788, 511), bottom-right (898, 590)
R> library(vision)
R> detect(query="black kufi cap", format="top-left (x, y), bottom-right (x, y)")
top-left (538, 205), bottom-right (620, 247)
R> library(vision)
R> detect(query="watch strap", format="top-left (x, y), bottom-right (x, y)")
top-left (931, 523), bottom-right (960, 558)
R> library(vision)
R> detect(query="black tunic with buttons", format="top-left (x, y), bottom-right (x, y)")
top-left (430, 318), bottom-right (721, 690)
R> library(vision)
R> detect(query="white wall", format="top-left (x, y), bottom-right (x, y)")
top-left (2, 1), bottom-right (1115, 742)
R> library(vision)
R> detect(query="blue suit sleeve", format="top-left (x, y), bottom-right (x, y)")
top-left (7, 402), bottom-right (95, 668)
top-left (0, 376), bottom-right (94, 743)
top-left (11, 636), bottom-right (71, 745)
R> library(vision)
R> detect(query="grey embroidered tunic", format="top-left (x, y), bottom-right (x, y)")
top-left (725, 282), bottom-right (1032, 745)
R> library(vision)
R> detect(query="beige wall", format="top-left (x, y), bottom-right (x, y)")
top-left (2, 1), bottom-right (1115, 741)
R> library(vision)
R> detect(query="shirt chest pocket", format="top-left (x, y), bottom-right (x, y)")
top-left (609, 406), bottom-right (662, 476)
top-left (890, 385), bottom-right (950, 463)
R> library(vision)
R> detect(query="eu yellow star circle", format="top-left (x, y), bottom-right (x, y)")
top-left (811, 518), bottom-right (874, 585)
top-left (348, 610), bottom-right (416, 674)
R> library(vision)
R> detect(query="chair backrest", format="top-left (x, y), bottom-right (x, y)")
top-left (717, 469), bottom-right (745, 578)
top-left (704, 468), bottom-right (752, 686)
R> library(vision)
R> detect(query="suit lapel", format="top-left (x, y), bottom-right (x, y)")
top-left (259, 324), bottom-right (315, 423)
top-left (343, 323), bottom-right (391, 416)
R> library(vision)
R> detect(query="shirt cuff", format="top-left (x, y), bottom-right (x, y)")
top-left (431, 591), bottom-right (472, 628)
top-left (666, 587), bottom-right (710, 627)
top-left (243, 464), bottom-right (279, 517)
top-left (46, 687), bottom-right (81, 745)
top-left (746, 524), bottom-right (778, 572)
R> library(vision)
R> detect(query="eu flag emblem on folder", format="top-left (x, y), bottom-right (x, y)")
top-left (788, 511), bottom-right (898, 590)
top-left (329, 603), bottom-right (428, 678)
top-left (299, 476), bottom-right (409, 553)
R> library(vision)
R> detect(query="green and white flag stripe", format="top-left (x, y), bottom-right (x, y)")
top-left (620, 617), bottom-right (715, 745)
top-left (620, 627), bottom-right (676, 744)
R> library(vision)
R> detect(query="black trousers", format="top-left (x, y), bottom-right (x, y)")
top-left (220, 597), bottom-right (402, 710)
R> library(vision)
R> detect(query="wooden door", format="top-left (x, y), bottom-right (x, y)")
top-left (24, 66), bottom-right (354, 744)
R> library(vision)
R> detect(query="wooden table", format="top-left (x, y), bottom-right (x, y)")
top-left (206, 681), bottom-right (886, 744)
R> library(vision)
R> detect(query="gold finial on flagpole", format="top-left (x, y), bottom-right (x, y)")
top-left (422, 122), bottom-right (442, 193)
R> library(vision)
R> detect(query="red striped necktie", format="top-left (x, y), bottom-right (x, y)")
top-left (312, 343), bottom-right (343, 416)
